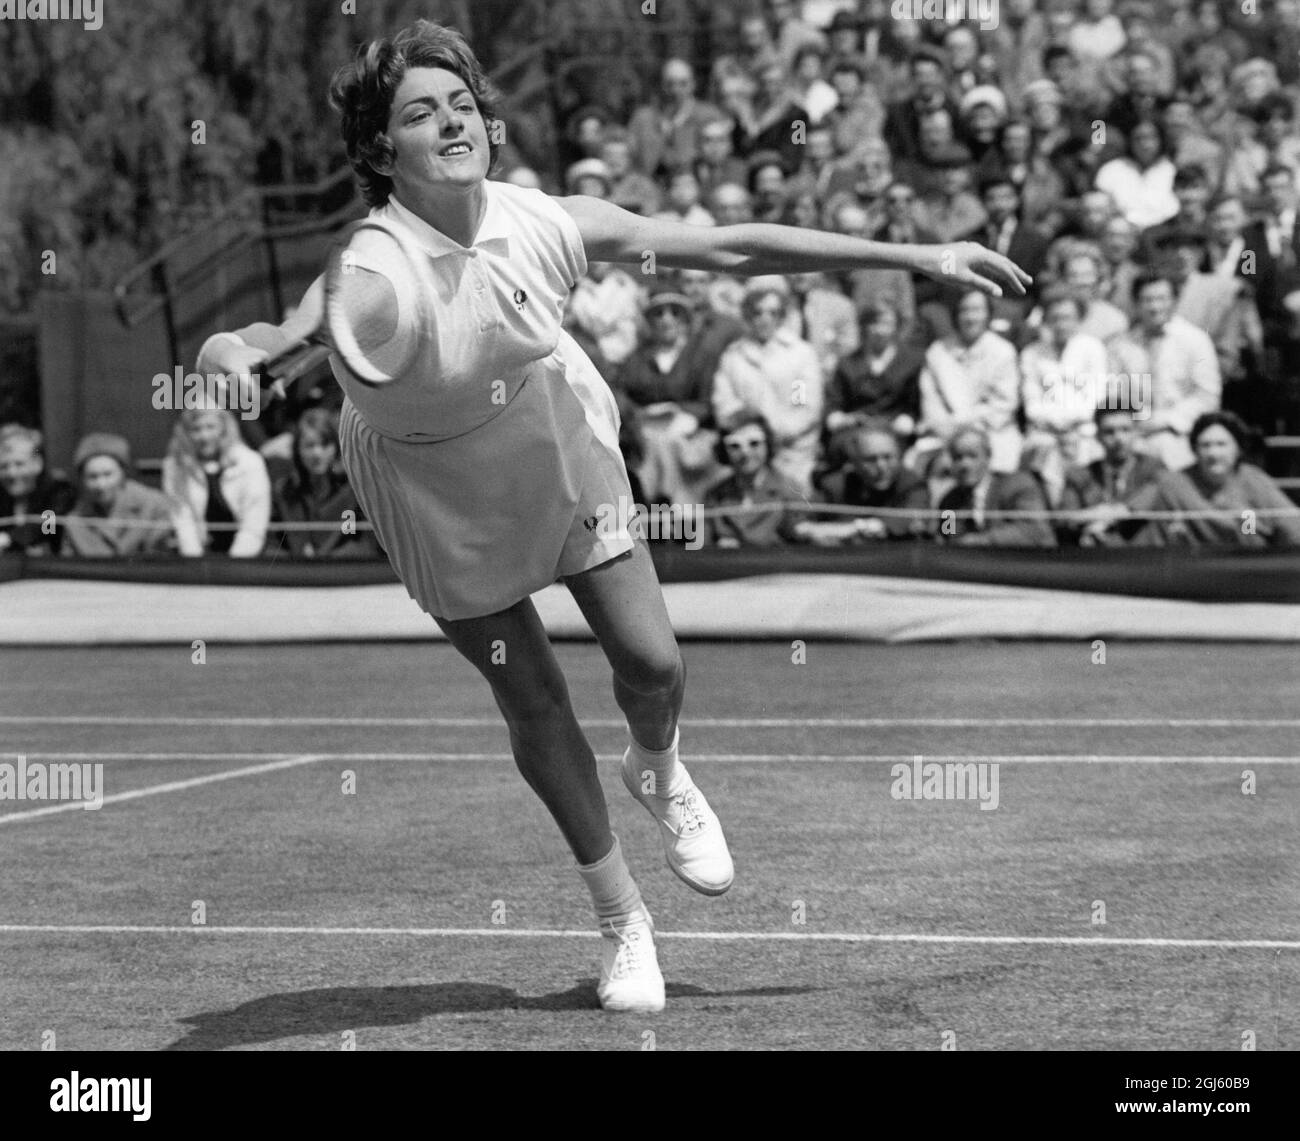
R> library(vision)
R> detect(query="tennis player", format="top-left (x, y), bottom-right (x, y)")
top-left (198, 20), bottom-right (1029, 1014)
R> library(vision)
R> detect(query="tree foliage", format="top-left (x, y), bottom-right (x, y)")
top-left (0, 0), bottom-right (712, 314)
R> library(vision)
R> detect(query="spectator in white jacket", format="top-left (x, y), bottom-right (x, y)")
top-left (1019, 287), bottom-right (1109, 506)
top-left (712, 283), bottom-right (824, 494)
top-left (911, 288), bottom-right (1022, 477)
top-left (163, 408), bottom-right (271, 557)
top-left (1106, 271), bottom-right (1222, 470)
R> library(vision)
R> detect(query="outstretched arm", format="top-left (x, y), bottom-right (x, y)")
top-left (556, 195), bottom-right (1032, 298)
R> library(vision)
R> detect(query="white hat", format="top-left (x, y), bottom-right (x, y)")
top-left (961, 85), bottom-right (1008, 120)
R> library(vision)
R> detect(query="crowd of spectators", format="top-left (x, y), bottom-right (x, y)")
top-left (5, 0), bottom-right (1300, 557)
top-left (537, 0), bottom-right (1300, 550)
top-left (0, 406), bottom-right (380, 560)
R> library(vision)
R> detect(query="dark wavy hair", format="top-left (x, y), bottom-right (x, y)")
top-left (1190, 410), bottom-right (1253, 457)
top-left (329, 20), bottom-right (503, 208)
top-left (715, 412), bottom-right (776, 467)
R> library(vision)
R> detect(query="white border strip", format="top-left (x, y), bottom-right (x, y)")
top-left (0, 924), bottom-right (1292, 950)
top-left (3, 753), bottom-right (1296, 765)
top-left (3, 716), bottom-right (1299, 729)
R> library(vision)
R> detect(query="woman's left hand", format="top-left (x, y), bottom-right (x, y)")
top-left (917, 241), bottom-right (1033, 299)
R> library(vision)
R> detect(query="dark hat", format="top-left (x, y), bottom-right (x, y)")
top-left (828, 10), bottom-right (862, 33)
top-left (74, 432), bottom-right (131, 472)
top-left (644, 282), bottom-right (694, 314)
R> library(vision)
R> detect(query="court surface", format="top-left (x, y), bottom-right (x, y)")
top-left (1, 641), bottom-right (1296, 1050)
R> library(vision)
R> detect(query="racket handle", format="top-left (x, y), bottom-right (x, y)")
top-left (260, 339), bottom-right (332, 386)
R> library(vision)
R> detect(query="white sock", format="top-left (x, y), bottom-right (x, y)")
top-left (627, 727), bottom-right (686, 798)
top-left (576, 834), bottom-right (645, 928)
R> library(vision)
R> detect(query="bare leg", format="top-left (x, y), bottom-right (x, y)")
top-left (563, 540), bottom-right (684, 751)
top-left (433, 597), bottom-right (611, 864)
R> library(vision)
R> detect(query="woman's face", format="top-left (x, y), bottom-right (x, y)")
top-left (384, 67), bottom-right (492, 196)
top-left (0, 442), bottom-right (42, 499)
top-left (647, 304), bottom-right (689, 346)
top-left (1028, 100), bottom-right (1060, 133)
top-left (81, 455), bottom-right (126, 509)
top-left (1194, 423), bottom-right (1240, 482)
top-left (297, 428), bottom-right (336, 478)
top-left (1262, 108), bottom-right (1293, 147)
top-left (185, 413), bottom-right (225, 461)
top-left (956, 293), bottom-right (990, 342)
top-left (1045, 299), bottom-right (1081, 344)
top-left (722, 424), bottom-right (769, 476)
top-left (1130, 123), bottom-right (1163, 166)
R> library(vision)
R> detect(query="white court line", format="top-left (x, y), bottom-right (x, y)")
top-left (2, 715), bottom-right (1298, 729)
top-left (0, 924), bottom-right (1293, 951)
top-left (0, 754), bottom-right (326, 824)
top-left (3, 752), bottom-right (1297, 765)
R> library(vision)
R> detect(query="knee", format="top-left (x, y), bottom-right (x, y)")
top-left (493, 670), bottom-right (573, 735)
top-left (615, 645), bottom-right (683, 698)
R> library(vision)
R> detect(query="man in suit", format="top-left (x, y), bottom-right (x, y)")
top-left (883, 46), bottom-right (964, 165)
top-left (1059, 406), bottom-right (1166, 545)
top-left (1141, 164), bottom-right (1214, 265)
top-left (1107, 271), bottom-right (1222, 470)
top-left (937, 426), bottom-right (1057, 547)
top-left (627, 59), bottom-right (720, 179)
top-left (1240, 163), bottom-right (1300, 348)
top-left (1154, 229), bottom-right (1262, 388)
top-left (960, 174), bottom-right (1048, 336)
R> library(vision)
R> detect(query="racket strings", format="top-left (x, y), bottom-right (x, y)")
top-left (328, 226), bottom-right (430, 383)
top-left (334, 268), bottom-right (402, 357)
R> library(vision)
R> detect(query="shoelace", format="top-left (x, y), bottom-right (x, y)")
top-left (604, 919), bottom-right (649, 978)
top-left (670, 786), bottom-right (708, 835)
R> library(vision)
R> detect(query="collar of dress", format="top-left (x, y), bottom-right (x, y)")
top-left (381, 191), bottom-right (512, 259)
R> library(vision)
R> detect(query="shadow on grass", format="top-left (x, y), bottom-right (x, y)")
top-left (164, 980), bottom-right (822, 1049)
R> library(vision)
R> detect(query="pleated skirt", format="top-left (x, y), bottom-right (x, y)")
top-left (337, 343), bottom-right (635, 620)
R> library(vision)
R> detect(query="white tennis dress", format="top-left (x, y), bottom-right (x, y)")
top-left (332, 183), bottom-right (635, 619)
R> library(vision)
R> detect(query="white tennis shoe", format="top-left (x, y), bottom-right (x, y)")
top-left (621, 750), bottom-right (735, 896)
top-left (597, 910), bottom-right (665, 1014)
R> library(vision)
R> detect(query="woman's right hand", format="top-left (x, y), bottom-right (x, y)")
top-left (196, 333), bottom-right (275, 407)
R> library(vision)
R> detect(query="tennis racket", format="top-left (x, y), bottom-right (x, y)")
top-left (259, 216), bottom-right (436, 389)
